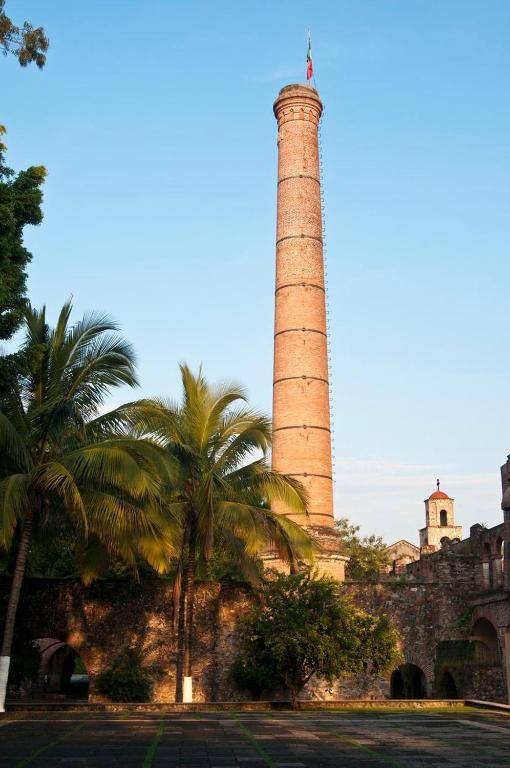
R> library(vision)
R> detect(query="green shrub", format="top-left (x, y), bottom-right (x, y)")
top-left (95, 650), bottom-right (152, 702)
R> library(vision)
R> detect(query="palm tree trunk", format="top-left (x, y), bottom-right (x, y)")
top-left (181, 511), bottom-right (198, 702)
top-left (0, 510), bottom-right (34, 712)
top-left (175, 524), bottom-right (189, 703)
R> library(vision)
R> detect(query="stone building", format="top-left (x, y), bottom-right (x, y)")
top-left (383, 539), bottom-right (420, 575)
top-left (419, 481), bottom-right (463, 553)
top-left (384, 480), bottom-right (463, 573)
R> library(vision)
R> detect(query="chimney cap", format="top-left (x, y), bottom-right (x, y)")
top-left (273, 83), bottom-right (323, 121)
top-left (278, 83), bottom-right (320, 97)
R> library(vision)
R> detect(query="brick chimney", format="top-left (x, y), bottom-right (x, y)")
top-left (269, 84), bottom-right (346, 580)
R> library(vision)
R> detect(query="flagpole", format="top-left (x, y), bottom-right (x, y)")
top-left (307, 30), bottom-right (311, 87)
top-left (306, 29), bottom-right (317, 90)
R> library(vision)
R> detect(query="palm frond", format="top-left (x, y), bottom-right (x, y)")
top-left (66, 332), bottom-right (138, 408)
top-left (200, 383), bottom-right (247, 450)
top-left (33, 461), bottom-right (87, 532)
top-left (227, 461), bottom-right (309, 515)
top-left (51, 309), bottom-right (124, 388)
top-left (60, 440), bottom-right (170, 501)
top-left (49, 299), bottom-right (73, 361)
top-left (0, 411), bottom-right (32, 471)
top-left (0, 474), bottom-right (31, 547)
top-left (134, 533), bottom-right (175, 574)
top-left (214, 500), bottom-right (269, 554)
top-left (22, 303), bottom-right (48, 349)
top-left (261, 509), bottom-right (318, 564)
top-left (74, 536), bottom-right (112, 585)
top-left (84, 488), bottom-right (165, 540)
top-left (216, 528), bottom-right (263, 587)
top-left (214, 412), bottom-right (272, 470)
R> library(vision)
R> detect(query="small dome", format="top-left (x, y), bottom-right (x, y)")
top-left (429, 490), bottom-right (450, 501)
top-left (428, 479), bottom-right (451, 501)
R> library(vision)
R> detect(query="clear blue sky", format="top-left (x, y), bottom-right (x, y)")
top-left (2, 1), bottom-right (509, 542)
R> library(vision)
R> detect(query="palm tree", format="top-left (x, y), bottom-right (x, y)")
top-left (121, 365), bottom-right (316, 702)
top-left (0, 301), bottom-right (175, 711)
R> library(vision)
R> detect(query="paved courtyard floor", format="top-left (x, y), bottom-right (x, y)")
top-left (1, 709), bottom-right (510, 767)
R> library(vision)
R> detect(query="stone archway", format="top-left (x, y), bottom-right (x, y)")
top-left (390, 663), bottom-right (426, 699)
top-left (470, 618), bottom-right (500, 663)
top-left (438, 669), bottom-right (458, 699)
top-left (36, 638), bottom-right (89, 699)
top-left (390, 668), bottom-right (404, 698)
top-left (468, 615), bottom-right (507, 702)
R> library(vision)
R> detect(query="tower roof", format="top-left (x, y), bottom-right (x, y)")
top-left (428, 479), bottom-right (451, 501)
top-left (428, 490), bottom-right (450, 501)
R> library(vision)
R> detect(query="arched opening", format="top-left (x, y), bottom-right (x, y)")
top-left (390, 668), bottom-right (404, 698)
top-left (390, 663), bottom-right (426, 699)
top-left (470, 618), bottom-right (501, 665)
top-left (496, 537), bottom-right (504, 587)
top-left (36, 638), bottom-right (89, 699)
top-left (440, 509), bottom-right (448, 527)
top-left (438, 669), bottom-right (458, 699)
top-left (482, 542), bottom-right (492, 589)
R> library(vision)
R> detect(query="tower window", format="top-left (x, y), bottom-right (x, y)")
top-left (440, 509), bottom-right (448, 526)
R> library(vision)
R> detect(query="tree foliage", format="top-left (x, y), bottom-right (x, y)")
top-left (0, 1), bottom-right (48, 68)
top-left (116, 365), bottom-right (316, 701)
top-left (0, 127), bottom-right (46, 341)
top-left (0, 301), bottom-right (177, 709)
top-left (335, 517), bottom-right (389, 580)
top-left (0, 300), bottom-right (177, 577)
top-left (233, 570), bottom-right (401, 708)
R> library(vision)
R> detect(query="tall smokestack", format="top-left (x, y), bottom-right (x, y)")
top-left (270, 84), bottom-right (345, 580)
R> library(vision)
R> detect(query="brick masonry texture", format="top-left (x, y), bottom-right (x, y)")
top-left (271, 85), bottom-right (333, 531)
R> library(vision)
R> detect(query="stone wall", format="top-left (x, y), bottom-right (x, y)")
top-left (467, 666), bottom-right (507, 702)
top-left (0, 577), bottom-right (239, 703)
top-left (3, 568), bottom-right (507, 703)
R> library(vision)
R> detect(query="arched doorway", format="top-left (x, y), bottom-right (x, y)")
top-left (470, 618), bottom-right (500, 664)
top-left (438, 669), bottom-right (458, 699)
top-left (390, 668), bottom-right (404, 698)
top-left (390, 663), bottom-right (426, 699)
top-left (36, 639), bottom-right (89, 699)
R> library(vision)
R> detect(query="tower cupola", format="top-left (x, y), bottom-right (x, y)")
top-left (419, 479), bottom-right (463, 552)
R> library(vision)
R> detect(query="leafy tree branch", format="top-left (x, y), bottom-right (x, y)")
top-left (0, 1), bottom-right (48, 68)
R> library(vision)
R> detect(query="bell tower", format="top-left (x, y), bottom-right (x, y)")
top-left (420, 480), bottom-right (462, 552)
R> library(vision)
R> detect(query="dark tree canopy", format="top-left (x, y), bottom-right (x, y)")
top-left (0, 1), bottom-right (49, 68)
top-left (0, 127), bottom-right (45, 340)
top-left (233, 570), bottom-right (401, 707)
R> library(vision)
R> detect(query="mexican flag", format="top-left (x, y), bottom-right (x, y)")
top-left (306, 33), bottom-right (313, 80)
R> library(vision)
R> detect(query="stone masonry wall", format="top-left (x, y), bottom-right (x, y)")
top-left (3, 571), bottom-right (506, 703)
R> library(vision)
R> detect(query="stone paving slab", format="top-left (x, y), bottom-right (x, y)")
top-left (0, 710), bottom-right (509, 767)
